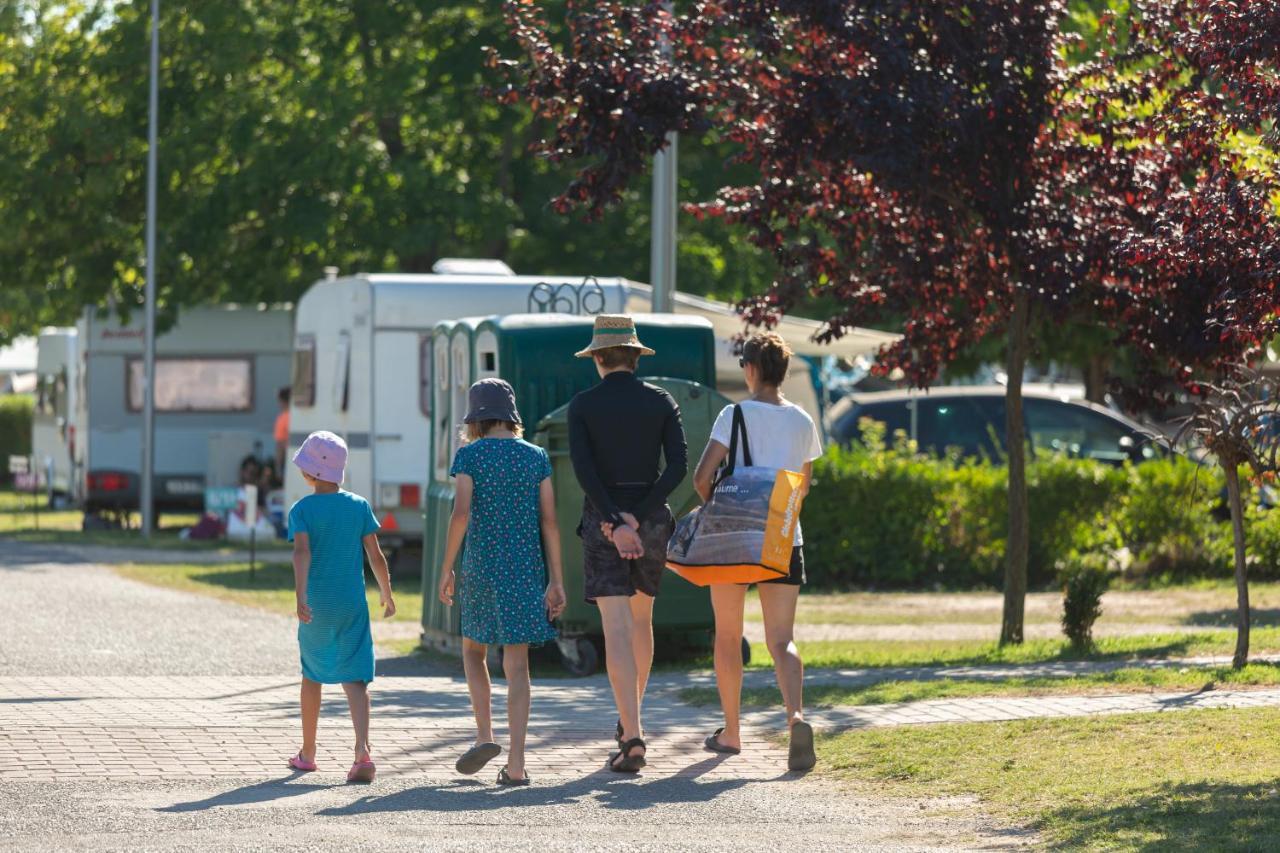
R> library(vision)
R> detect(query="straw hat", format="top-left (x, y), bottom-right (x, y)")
top-left (573, 315), bottom-right (656, 358)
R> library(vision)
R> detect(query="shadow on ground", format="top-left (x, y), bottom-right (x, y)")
top-left (1046, 780), bottom-right (1280, 851)
top-left (155, 758), bottom-right (764, 816)
top-left (319, 757), bottom-right (760, 815)
top-left (158, 774), bottom-right (329, 812)
top-left (1185, 609), bottom-right (1280, 628)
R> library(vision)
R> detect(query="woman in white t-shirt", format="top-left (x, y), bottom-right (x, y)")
top-left (692, 331), bottom-right (823, 772)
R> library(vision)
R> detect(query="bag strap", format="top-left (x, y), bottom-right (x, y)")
top-left (717, 405), bottom-right (754, 486)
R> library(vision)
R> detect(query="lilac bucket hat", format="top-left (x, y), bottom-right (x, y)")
top-left (292, 430), bottom-right (347, 484)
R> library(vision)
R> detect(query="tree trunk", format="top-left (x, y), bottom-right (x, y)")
top-left (1224, 463), bottom-right (1250, 669)
top-left (1000, 290), bottom-right (1032, 646)
top-left (1083, 351), bottom-right (1109, 405)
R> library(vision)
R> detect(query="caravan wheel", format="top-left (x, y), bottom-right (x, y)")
top-left (558, 637), bottom-right (599, 677)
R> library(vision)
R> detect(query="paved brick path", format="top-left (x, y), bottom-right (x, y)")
top-left (791, 686), bottom-right (1280, 731)
top-left (7, 542), bottom-right (1042, 853)
top-left (0, 674), bottom-right (786, 783)
top-left (20, 538), bottom-right (1280, 849)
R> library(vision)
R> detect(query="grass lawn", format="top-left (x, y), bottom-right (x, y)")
top-left (0, 487), bottom-right (260, 549)
top-left (113, 561), bottom-right (424, 627)
top-left (757, 629), bottom-right (1280, 671)
top-left (742, 583), bottom-right (1280, 628)
top-left (681, 662), bottom-right (1280, 708)
top-left (820, 707), bottom-right (1280, 849)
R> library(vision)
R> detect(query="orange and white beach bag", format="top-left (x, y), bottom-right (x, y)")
top-left (666, 405), bottom-right (806, 586)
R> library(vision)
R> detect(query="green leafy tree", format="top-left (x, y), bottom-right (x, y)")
top-left (0, 1), bottom-right (776, 343)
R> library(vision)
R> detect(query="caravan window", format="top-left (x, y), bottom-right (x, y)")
top-left (419, 336), bottom-right (432, 416)
top-left (333, 332), bottom-right (351, 412)
top-left (127, 358), bottom-right (253, 413)
top-left (292, 335), bottom-right (316, 407)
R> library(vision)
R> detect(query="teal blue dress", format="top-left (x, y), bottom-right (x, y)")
top-left (450, 438), bottom-right (558, 646)
top-left (287, 491), bottom-right (380, 683)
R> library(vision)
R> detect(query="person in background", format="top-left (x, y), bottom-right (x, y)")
top-left (274, 387), bottom-right (291, 473)
top-left (691, 332), bottom-right (822, 772)
top-left (567, 315), bottom-right (687, 773)
top-left (259, 459), bottom-right (280, 499)
top-left (286, 430), bottom-right (396, 784)
top-left (238, 455), bottom-right (261, 489)
top-left (437, 379), bottom-right (567, 785)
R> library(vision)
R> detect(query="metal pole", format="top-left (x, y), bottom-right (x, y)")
top-left (650, 132), bottom-right (678, 313)
top-left (649, 1), bottom-right (677, 313)
top-left (141, 0), bottom-right (159, 538)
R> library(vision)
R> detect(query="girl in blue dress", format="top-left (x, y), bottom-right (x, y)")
top-left (438, 379), bottom-right (566, 786)
top-left (286, 430), bottom-right (396, 784)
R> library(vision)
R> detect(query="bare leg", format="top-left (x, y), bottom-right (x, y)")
top-left (340, 681), bottom-right (371, 762)
top-left (502, 644), bottom-right (531, 780)
top-left (299, 678), bottom-right (321, 760)
top-left (461, 637), bottom-right (495, 744)
top-left (709, 585), bottom-right (748, 750)
top-left (597, 596), bottom-right (645, 764)
top-left (758, 584), bottom-right (804, 727)
top-left (629, 593), bottom-right (656, 705)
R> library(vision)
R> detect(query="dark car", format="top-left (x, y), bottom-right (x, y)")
top-left (824, 385), bottom-right (1165, 464)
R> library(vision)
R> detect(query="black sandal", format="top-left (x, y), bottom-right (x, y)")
top-left (609, 737), bottom-right (647, 773)
top-left (703, 727), bottom-right (741, 755)
top-left (455, 742), bottom-right (502, 775)
top-left (497, 765), bottom-right (531, 786)
top-left (788, 721), bottom-right (816, 772)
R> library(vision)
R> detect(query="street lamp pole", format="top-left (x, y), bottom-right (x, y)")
top-left (141, 0), bottom-right (159, 538)
top-left (650, 1), bottom-right (677, 313)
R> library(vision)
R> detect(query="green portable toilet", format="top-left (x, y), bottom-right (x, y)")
top-left (420, 320), bottom-right (459, 643)
top-left (420, 313), bottom-right (730, 673)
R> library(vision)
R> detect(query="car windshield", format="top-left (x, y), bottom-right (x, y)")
top-left (1024, 399), bottom-right (1150, 462)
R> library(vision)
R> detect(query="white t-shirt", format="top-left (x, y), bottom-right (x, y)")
top-left (708, 400), bottom-right (823, 545)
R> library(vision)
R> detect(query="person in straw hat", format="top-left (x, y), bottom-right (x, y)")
top-left (568, 315), bottom-right (687, 773)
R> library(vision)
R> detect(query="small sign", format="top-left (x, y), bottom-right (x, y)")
top-left (8, 455), bottom-right (29, 475)
top-left (204, 487), bottom-right (240, 514)
top-left (242, 485), bottom-right (259, 527)
top-left (13, 472), bottom-right (41, 491)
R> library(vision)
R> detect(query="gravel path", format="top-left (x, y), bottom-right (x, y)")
top-left (0, 542), bottom-right (296, 676)
top-left (0, 540), bottom-right (1032, 851)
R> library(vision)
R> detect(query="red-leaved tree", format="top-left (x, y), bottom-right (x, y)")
top-left (492, 0), bottom-right (1279, 644)
top-left (1083, 1), bottom-right (1280, 667)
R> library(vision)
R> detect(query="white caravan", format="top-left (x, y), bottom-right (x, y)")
top-left (31, 327), bottom-right (79, 502)
top-left (284, 269), bottom-right (632, 544)
top-left (75, 305), bottom-right (293, 513)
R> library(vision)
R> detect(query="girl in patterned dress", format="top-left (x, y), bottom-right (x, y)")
top-left (286, 430), bottom-right (396, 784)
top-left (438, 379), bottom-right (567, 785)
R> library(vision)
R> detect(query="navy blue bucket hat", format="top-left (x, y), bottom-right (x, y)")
top-left (463, 378), bottom-right (522, 425)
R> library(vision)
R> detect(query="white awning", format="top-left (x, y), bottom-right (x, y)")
top-left (0, 337), bottom-right (37, 373)
top-left (624, 283), bottom-right (898, 360)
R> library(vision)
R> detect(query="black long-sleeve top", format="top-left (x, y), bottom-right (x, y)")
top-left (567, 371), bottom-right (688, 526)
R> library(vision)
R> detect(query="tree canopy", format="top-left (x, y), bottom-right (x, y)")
top-left (0, 0), bottom-right (775, 342)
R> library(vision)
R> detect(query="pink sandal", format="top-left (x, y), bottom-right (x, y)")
top-left (288, 753), bottom-right (317, 772)
top-left (347, 759), bottom-right (376, 784)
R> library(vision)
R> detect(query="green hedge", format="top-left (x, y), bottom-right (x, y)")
top-left (0, 394), bottom-right (32, 485)
top-left (803, 421), bottom-right (1241, 589)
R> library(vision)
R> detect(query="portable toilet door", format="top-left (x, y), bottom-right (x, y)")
top-left (420, 321), bottom-right (461, 649)
top-left (474, 323), bottom-right (500, 381)
top-left (448, 321), bottom-right (480, 466)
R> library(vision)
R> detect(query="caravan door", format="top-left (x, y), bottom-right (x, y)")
top-left (371, 330), bottom-right (430, 540)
